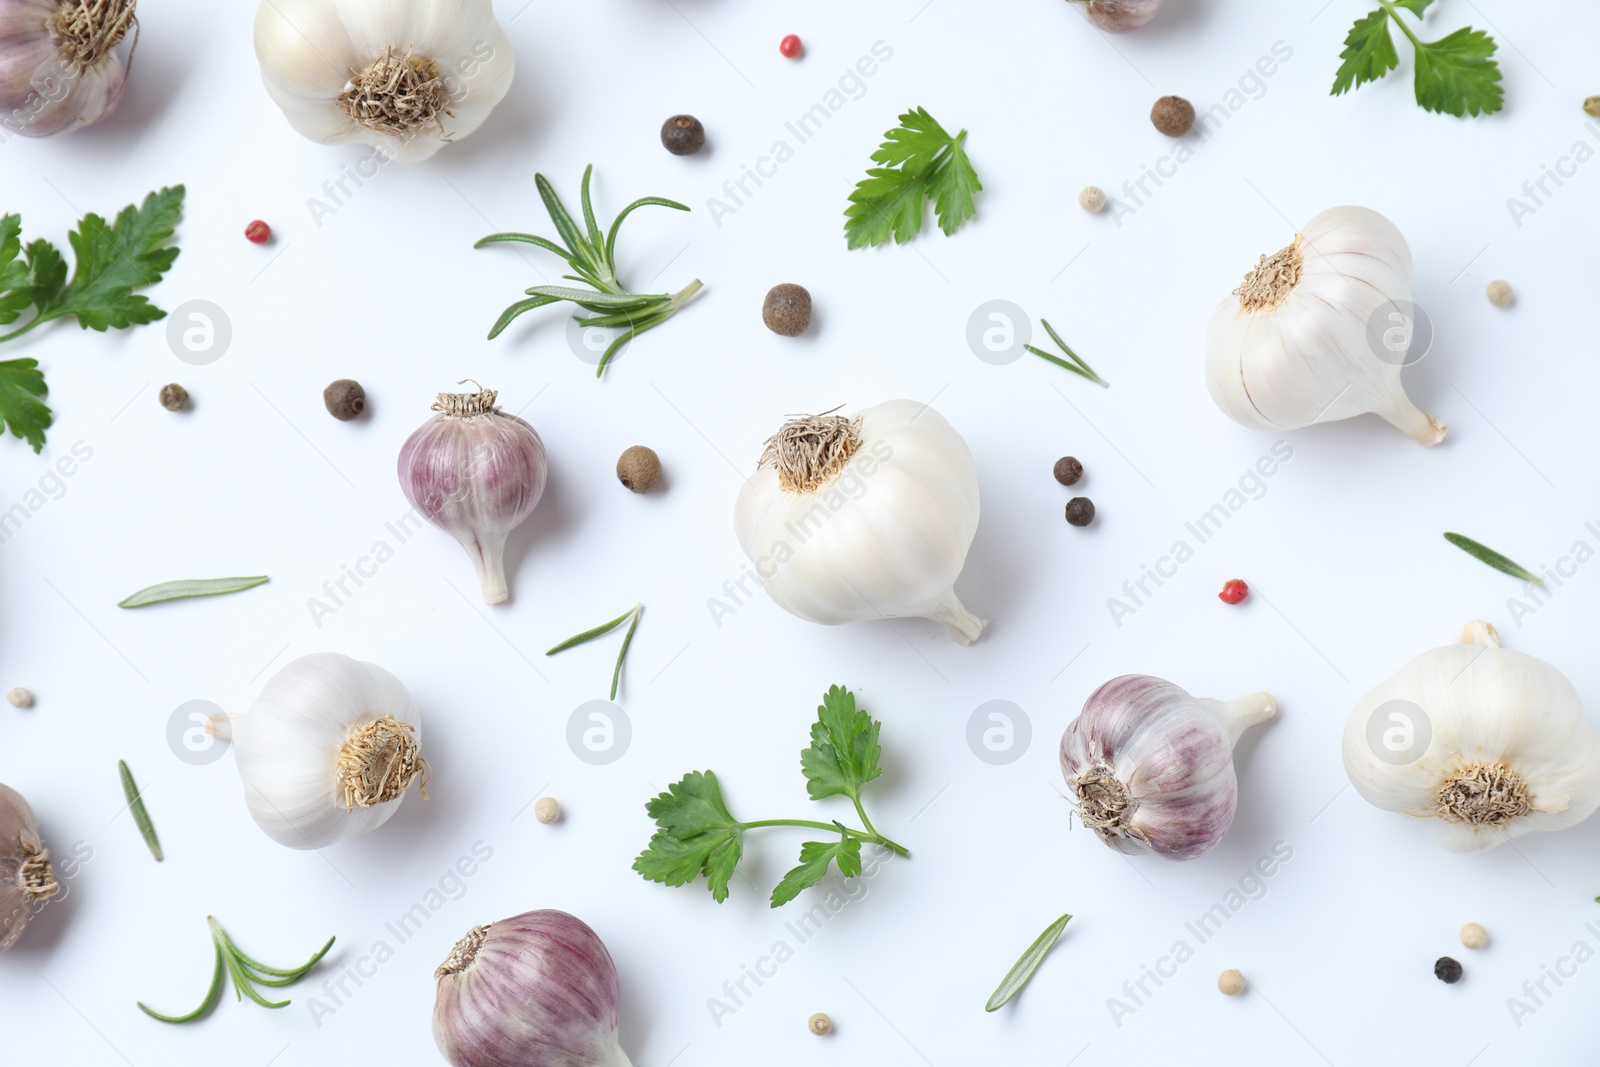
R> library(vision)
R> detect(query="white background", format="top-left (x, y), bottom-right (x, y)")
top-left (3, 0), bottom-right (1600, 1064)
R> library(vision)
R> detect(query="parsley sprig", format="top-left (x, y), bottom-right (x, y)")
top-left (0, 186), bottom-right (185, 452)
top-left (634, 685), bottom-right (908, 908)
top-left (1332, 0), bottom-right (1502, 117)
top-left (845, 107), bottom-right (982, 249)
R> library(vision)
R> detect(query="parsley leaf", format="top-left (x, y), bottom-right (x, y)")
top-left (770, 834), bottom-right (863, 908)
top-left (0, 187), bottom-right (185, 452)
top-left (633, 771), bottom-right (744, 903)
top-left (802, 684), bottom-right (883, 802)
top-left (1330, 2), bottom-right (1501, 117)
top-left (845, 107), bottom-right (982, 249)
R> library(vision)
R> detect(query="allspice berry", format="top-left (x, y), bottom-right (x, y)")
top-left (807, 1012), bottom-right (832, 1036)
top-left (1065, 497), bottom-right (1095, 527)
top-left (158, 383), bottom-right (188, 411)
top-left (661, 114), bottom-right (706, 156)
top-left (324, 379), bottom-right (366, 420)
top-left (1053, 456), bottom-right (1083, 486)
top-left (534, 797), bottom-right (561, 824)
top-left (1151, 95), bottom-right (1195, 137)
top-left (617, 445), bottom-right (662, 493)
top-left (762, 283), bottom-right (812, 336)
top-left (1078, 186), bottom-right (1107, 213)
top-left (1217, 969), bottom-right (1246, 996)
top-left (1584, 96), bottom-right (1600, 118)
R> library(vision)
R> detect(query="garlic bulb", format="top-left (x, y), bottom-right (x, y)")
top-left (1068, 0), bottom-right (1163, 32)
top-left (1205, 205), bottom-right (1447, 446)
top-left (399, 383), bottom-right (547, 605)
top-left (0, 783), bottom-right (55, 952)
top-left (253, 0), bottom-right (514, 163)
top-left (0, 0), bottom-right (137, 138)
top-left (229, 653), bottom-right (427, 850)
top-left (434, 910), bottom-right (633, 1067)
top-left (1059, 676), bottom-right (1276, 860)
top-left (1342, 621), bottom-right (1600, 852)
top-left (732, 401), bottom-right (985, 643)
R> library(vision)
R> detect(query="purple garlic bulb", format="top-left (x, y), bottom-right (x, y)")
top-left (0, 782), bottom-right (56, 953)
top-left (1069, 0), bottom-right (1164, 32)
top-left (399, 384), bottom-right (547, 604)
top-left (1060, 675), bottom-right (1275, 860)
top-left (433, 910), bottom-right (632, 1067)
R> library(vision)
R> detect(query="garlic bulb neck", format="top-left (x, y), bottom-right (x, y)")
top-left (336, 715), bottom-right (427, 810)
top-left (1437, 762), bottom-right (1531, 827)
top-left (435, 924), bottom-right (489, 979)
top-left (51, 0), bottom-right (137, 70)
top-left (760, 412), bottom-right (863, 493)
top-left (433, 385), bottom-right (498, 418)
top-left (17, 843), bottom-right (57, 903)
top-left (339, 47), bottom-right (451, 138)
top-left (1234, 236), bottom-right (1304, 313)
top-left (1198, 692), bottom-right (1279, 746)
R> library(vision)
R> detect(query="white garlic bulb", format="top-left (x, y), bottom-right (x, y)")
top-left (1060, 676), bottom-right (1276, 860)
top-left (229, 653), bottom-right (427, 849)
top-left (1205, 205), bottom-right (1447, 446)
top-left (0, 0), bottom-right (137, 137)
top-left (0, 782), bottom-right (55, 952)
top-left (253, 0), bottom-right (514, 163)
top-left (1342, 621), bottom-right (1600, 852)
top-left (732, 400), bottom-right (985, 643)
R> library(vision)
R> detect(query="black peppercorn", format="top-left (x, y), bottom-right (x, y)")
top-left (324, 379), bottom-right (366, 421)
top-left (1065, 497), bottom-right (1095, 527)
top-left (1434, 956), bottom-right (1463, 984)
top-left (762, 284), bottom-right (812, 337)
top-left (158, 383), bottom-right (188, 411)
top-left (1053, 456), bottom-right (1083, 486)
top-left (661, 115), bottom-right (706, 156)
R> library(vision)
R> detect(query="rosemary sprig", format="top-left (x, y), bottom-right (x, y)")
top-left (986, 913), bottom-right (1072, 1011)
top-left (547, 603), bottom-right (643, 700)
top-left (1444, 533), bottom-right (1544, 585)
top-left (1024, 319), bottom-right (1108, 388)
top-left (117, 760), bottom-right (162, 861)
top-left (138, 917), bottom-right (334, 1023)
top-left (477, 166), bottom-right (703, 378)
top-left (118, 576), bottom-right (269, 608)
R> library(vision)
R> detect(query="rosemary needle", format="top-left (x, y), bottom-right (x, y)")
top-left (118, 576), bottom-right (269, 608)
top-left (138, 917), bottom-right (335, 1024)
top-left (986, 913), bottom-right (1072, 1011)
top-left (118, 759), bottom-right (163, 861)
top-left (1024, 319), bottom-right (1109, 388)
top-left (548, 604), bottom-right (644, 701)
top-left (1444, 533), bottom-right (1544, 585)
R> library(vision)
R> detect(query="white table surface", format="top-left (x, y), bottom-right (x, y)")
top-left (3, 1), bottom-right (1599, 1064)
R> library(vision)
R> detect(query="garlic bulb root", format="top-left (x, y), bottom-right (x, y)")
top-left (733, 400), bottom-right (985, 644)
top-left (0, 0), bottom-right (138, 137)
top-left (1205, 206), bottom-right (1446, 446)
top-left (1342, 621), bottom-right (1600, 851)
top-left (335, 715), bottom-right (428, 809)
top-left (0, 783), bottom-right (56, 952)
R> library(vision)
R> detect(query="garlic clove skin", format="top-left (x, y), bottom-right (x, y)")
top-left (232, 653), bottom-right (425, 850)
top-left (1060, 676), bottom-right (1276, 861)
top-left (253, 0), bottom-right (515, 163)
top-left (0, 782), bottom-right (56, 953)
top-left (733, 400), bottom-right (985, 643)
top-left (1342, 622), bottom-right (1600, 852)
top-left (434, 910), bottom-right (633, 1067)
top-left (1068, 0), bottom-right (1163, 32)
top-left (1205, 205), bottom-right (1446, 446)
top-left (0, 0), bottom-right (135, 137)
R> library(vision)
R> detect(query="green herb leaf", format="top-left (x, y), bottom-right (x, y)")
top-left (0, 358), bottom-right (50, 452)
top-left (770, 834), bottom-right (863, 908)
top-left (118, 760), bottom-right (163, 861)
top-left (1412, 26), bottom-right (1503, 117)
top-left (845, 107), bottom-right (982, 249)
top-left (0, 216), bottom-right (31, 324)
top-left (634, 771), bottom-right (745, 903)
top-left (1392, 0), bottom-right (1434, 14)
top-left (1332, 9), bottom-right (1399, 97)
top-left (118, 576), bottom-right (269, 609)
top-left (1444, 533), bottom-right (1543, 584)
top-left (546, 603), bottom-right (642, 700)
top-left (139, 943), bottom-right (226, 1024)
top-left (801, 685), bottom-right (883, 802)
top-left (986, 913), bottom-right (1072, 1012)
top-left (1025, 319), bottom-right (1109, 388)
top-left (140, 918), bottom-right (332, 1024)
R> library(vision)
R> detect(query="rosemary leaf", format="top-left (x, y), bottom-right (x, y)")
top-left (118, 759), bottom-right (163, 861)
top-left (1027, 319), bottom-right (1108, 388)
top-left (138, 943), bottom-right (226, 1024)
top-left (1443, 533), bottom-right (1544, 585)
top-left (611, 605), bottom-right (643, 701)
top-left (986, 913), bottom-right (1072, 1011)
top-left (549, 604), bottom-right (644, 701)
top-left (118, 576), bottom-right (269, 608)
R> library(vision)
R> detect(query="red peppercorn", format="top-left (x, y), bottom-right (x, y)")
top-left (1218, 579), bottom-right (1249, 605)
top-left (244, 220), bottom-right (272, 244)
top-left (779, 34), bottom-right (803, 59)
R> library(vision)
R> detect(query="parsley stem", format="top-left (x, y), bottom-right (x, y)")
top-left (1376, 0), bottom-right (1423, 48)
top-left (0, 316), bottom-right (48, 346)
top-left (741, 819), bottom-right (909, 857)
